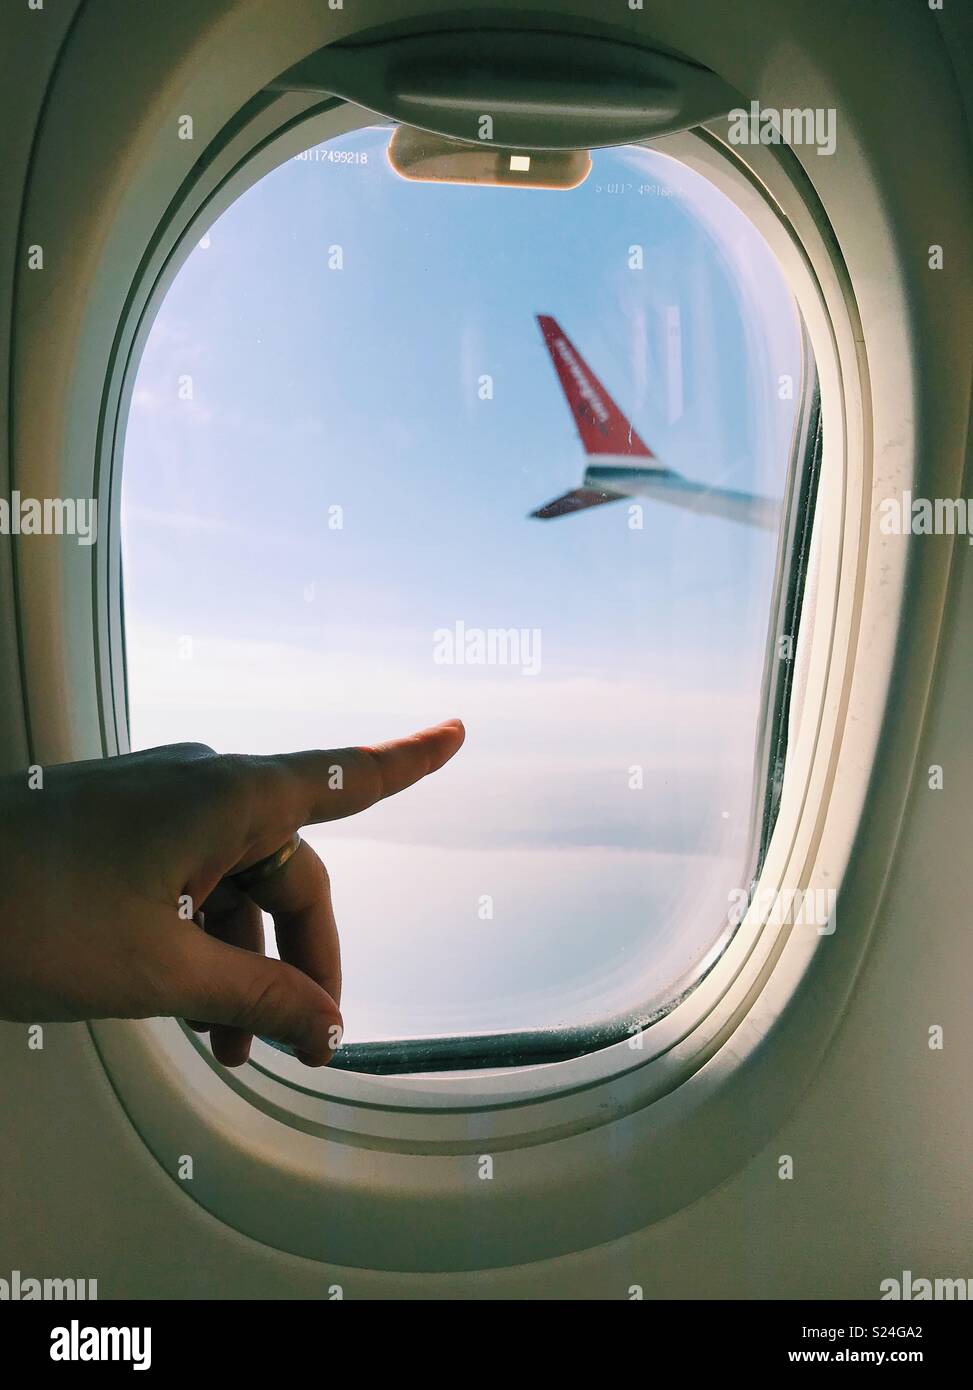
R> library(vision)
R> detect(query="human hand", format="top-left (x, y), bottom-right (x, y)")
top-left (0, 720), bottom-right (465, 1067)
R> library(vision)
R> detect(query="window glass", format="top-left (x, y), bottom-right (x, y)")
top-left (121, 127), bottom-right (806, 1046)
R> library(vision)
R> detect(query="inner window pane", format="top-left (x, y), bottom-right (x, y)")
top-left (120, 126), bottom-right (806, 1047)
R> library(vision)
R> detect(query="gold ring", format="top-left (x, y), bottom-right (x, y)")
top-left (225, 833), bottom-right (302, 892)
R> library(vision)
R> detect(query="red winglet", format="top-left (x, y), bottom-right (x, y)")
top-left (536, 315), bottom-right (653, 459)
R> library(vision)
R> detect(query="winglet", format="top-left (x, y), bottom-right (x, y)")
top-left (536, 315), bottom-right (654, 459)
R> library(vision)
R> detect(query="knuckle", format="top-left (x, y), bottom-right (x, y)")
top-left (222, 753), bottom-right (289, 828)
top-left (191, 751), bottom-right (252, 812)
top-left (355, 746), bottom-right (387, 800)
top-left (160, 743), bottom-right (226, 791)
top-left (236, 964), bottom-right (293, 1033)
top-left (305, 845), bottom-right (330, 890)
top-left (171, 741), bottom-right (218, 761)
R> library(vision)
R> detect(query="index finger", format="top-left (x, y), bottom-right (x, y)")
top-left (262, 719), bottom-right (465, 830)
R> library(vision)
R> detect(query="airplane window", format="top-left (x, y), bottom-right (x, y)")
top-left (120, 124), bottom-right (814, 1069)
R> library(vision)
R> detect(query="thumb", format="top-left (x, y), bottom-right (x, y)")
top-left (175, 931), bottom-right (342, 1066)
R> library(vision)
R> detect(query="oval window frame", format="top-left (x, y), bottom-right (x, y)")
top-left (89, 104), bottom-right (864, 1268)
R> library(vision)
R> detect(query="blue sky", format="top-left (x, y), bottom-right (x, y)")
top-left (121, 129), bottom-right (803, 1044)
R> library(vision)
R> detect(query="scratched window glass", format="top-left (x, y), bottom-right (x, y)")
top-left (121, 127), bottom-right (806, 1048)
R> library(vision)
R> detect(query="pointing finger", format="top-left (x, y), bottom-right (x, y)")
top-left (252, 719), bottom-right (465, 834)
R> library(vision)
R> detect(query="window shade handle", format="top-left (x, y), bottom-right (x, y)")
top-left (269, 30), bottom-right (740, 149)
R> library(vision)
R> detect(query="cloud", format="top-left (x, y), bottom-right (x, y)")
top-left (124, 626), bottom-right (760, 858)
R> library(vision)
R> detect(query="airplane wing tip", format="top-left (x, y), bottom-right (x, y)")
top-left (529, 488), bottom-right (625, 520)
